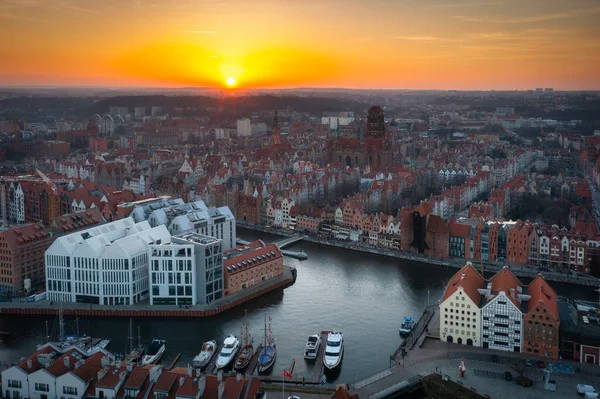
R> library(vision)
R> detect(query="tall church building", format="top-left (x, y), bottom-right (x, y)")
top-left (328, 105), bottom-right (392, 168)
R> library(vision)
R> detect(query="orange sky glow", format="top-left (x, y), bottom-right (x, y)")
top-left (1, 0), bottom-right (599, 90)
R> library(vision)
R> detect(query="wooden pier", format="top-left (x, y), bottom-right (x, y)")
top-left (167, 353), bottom-right (181, 370)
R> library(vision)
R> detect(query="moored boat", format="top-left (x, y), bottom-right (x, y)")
top-left (90, 339), bottom-right (110, 351)
top-left (257, 315), bottom-right (276, 373)
top-left (304, 334), bottom-right (321, 360)
top-left (193, 340), bottom-right (217, 369)
top-left (399, 316), bottom-right (416, 336)
top-left (216, 335), bottom-right (240, 369)
top-left (126, 320), bottom-right (144, 364)
top-left (323, 332), bottom-right (343, 370)
top-left (234, 310), bottom-right (253, 371)
top-left (141, 339), bottom-right (166, 366)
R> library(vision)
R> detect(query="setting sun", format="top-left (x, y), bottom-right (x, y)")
top-left (226, 77), bottom-right (236, 87)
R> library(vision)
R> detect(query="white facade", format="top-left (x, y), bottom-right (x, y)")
top-left (440, 286), bottom-right (482, 347)
top-left (142, 200), bottom-right (236, 251)
top-left (149, 233), bottom-right (223, 305)
top-left (237, 118), bottom-right (252, 136)
top-left (45, 217), bottom-right (171, 305)
top-left (481, 290), bottom-right (524, 352)
top-left (281, 198), bottom-right (294, 228)
top-left (2, 366), bottom-right (29, 399)
top-left (8, 183), bottom-right (25, 224)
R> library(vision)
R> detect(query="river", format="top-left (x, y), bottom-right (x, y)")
top-left (1, 228), bottom-right (598, 384)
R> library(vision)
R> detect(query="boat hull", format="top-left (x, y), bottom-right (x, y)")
top-left (257, 344), bottom-right (276, 373)
top-left (193, 341), bottom-right (217, 368)
top-left (141, 345), bottom-right (165, 366)
top-left (324, 345), bottom-right (343, 370)
top-left (234, 345), bottom-right (254, 371)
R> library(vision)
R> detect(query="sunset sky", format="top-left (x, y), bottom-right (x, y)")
top-left (1, 0), bottom-right (599, 90)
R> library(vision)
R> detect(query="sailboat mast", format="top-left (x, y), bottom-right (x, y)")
top-left (263, 314), bottom-right (267, 347)
top-left (245, 310), bottom-right (249, 345)
top-left (129, 318), bottom-right (134, 353)
top-left (137, 326), bottom-right (141, 348)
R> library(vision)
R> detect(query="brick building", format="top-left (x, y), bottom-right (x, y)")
top-left (223, 241), bottom-right (283, 296)
top-left (236, 194), bottom-right (262, 225)
top-left (0, 223), bottom-right (53, 293)
top-left (523, 275), bottom-right (560, 358)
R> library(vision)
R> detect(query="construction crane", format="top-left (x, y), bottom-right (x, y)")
top-left (35, 168), bottom-right (57, 194)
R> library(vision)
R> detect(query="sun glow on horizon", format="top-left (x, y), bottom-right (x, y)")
top-left (226, 76), bottom-right (236, 87)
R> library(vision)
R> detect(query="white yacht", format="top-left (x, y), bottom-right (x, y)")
top-left (141, 339), bottom-right (166, 366)
top-left (323, 332), bottom-right (343, 369)
top-left (216, 335), bottom-right (240, 369)
top-left (304, 334), bottom-right (321, 360)
top-left (193, 340), bottom-right (217, 369)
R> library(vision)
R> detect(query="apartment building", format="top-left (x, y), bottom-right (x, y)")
top-left (523, 275), bottom-right (560, 358)
top-left (149, 233), bottom-right (223, 305)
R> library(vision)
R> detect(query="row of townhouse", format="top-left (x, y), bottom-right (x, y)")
top-left (448, 219), bottom-right (600, 272)
top-left (2, 343), bottom-right (262, 399)
top-left (440, 263), bottom-right (561, 358)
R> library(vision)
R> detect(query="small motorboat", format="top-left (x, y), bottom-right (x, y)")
top-left (399, 316), bottom-right (416, 336)
top-left (323, 332), bottom-right (343, 370)
top-left (216, 335), bottom-right (240, 369)
top-left (304, 334), bottom-right (321, 360)
top-left (193, 340), bottom-right (217, 369)
top-left (141, 339), bottom-right (166, 366)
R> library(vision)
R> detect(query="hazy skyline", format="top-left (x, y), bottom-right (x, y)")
top-left (1, 0), bottom-right (599, 90)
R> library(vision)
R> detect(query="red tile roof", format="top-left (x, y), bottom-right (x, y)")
top-left (488, 266), bottom-right (522, 307)
top-left (16, 344), bottom-right (57, 373)
top-left (124, 366), bottom-right (149, 390)
top-left (224, 243), bottom-right (282, 276)
top-left (0, 223), bottom-right (49, 249)
top-left (527, 275), bottom-right (559, 319)
top-left (96, 366), bottom-right (127, 389)
top-left (441, 263), bottom-right (485, 305)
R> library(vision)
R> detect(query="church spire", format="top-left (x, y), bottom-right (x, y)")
top-left (271, 108), bottom-right (281, 145)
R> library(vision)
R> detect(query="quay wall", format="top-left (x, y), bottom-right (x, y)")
top-left (238, 223), bottom-right (600, 287)
top-left (0, 268), bottom-right (297, 318)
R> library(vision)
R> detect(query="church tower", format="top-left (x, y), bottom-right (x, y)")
top-left (366, 105), bottom-right (385, 138)
top-left (271, 108), bottom-right (281, 146)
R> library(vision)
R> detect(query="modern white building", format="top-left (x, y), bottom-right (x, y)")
top-left (440, 262), bottom-right (485, 347)
top-left (149, 232), bottom-right (223, 305)
top-left (237, 118), bottom-right (252, 136)
top-left (8, 182), bottom-right (25, 224)
top-left (480, 267), bottom-right (529, 352)
top-left (134, 199), bottom-right (236, 251)
top-left (45, 217), bottom-right (171, 305)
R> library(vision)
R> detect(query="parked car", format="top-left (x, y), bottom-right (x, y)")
top-left (525, 359), bottom-right (533, 367)
top-left (491, 354), bottom-right (499, 363)
top-left (504, 371), bottom-right (513, 381)
top-left (577, 384), bottom-right (597, 395)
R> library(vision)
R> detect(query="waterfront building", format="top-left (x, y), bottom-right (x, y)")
top-left (0, 223), bottom-right (53, 293)
top-left (439, 262), bottom-right (485, 347)
top-left (558, 299), bottom-right (600, 365)
top-left (133, 199), bottom-right (236, 251)
top-left (149, 233), bottom-right (223, 305)
top-left (223, 240), bottom-right (284, 296)
top-left (45, 217), bottom-right (170, 305)
top-left (523, 275), bottom-right (560, 358)
top-left (55, 352), bottom-right (106, 399)
top-left (1, 344), bottom-right (60, 399)
top-left (480, 267), bottom-right (527, 352)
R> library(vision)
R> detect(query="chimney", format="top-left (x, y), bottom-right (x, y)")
top-left (179, 377), bottom-right (185, 388)
top-left (64, 356), bottom-right (70, 368)
top-left (236, 373), bottom-right (242, 382)
top-left (187, 364), bottom-right (193, 377)
top-left (218, 382), bottom-right (225, 399)
top-left (510, 288), bottom-right (516, 299)
top-left (101, 356), bottom-right (109, 368)
top-left (197, 376), bottom-right (206, 397)
top-left (126, 362), bottom-right (133, 372)
top-left (27, 359), bottom-right (32, 369)
top-left (116, 359), bottom-right (122, 369)
top-left (97, 368), bottom-right (108, 382)
top-left (217, 370), bottom-right (223, 383)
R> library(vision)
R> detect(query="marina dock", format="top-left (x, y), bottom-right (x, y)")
top-left (244, 344), bottom-right (263, 376)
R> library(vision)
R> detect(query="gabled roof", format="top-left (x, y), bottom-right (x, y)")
top-left (441, 262), bottom-right (485, 305)
top-left (527, 275), bottom-right (559, 319)
top-left (487, 266), bottom-right (522, 307)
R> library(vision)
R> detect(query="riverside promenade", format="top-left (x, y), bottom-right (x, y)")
top-left (0, 266), bottom-right (296, 318)
top-left (238, 222), bottom-right (600, 287)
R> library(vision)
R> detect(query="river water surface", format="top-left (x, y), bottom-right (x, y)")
top-left (1, 228), bottom-right (598, 384)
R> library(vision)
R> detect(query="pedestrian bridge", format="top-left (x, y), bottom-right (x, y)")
top-left (274, 235), bottom-right (305, 249)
